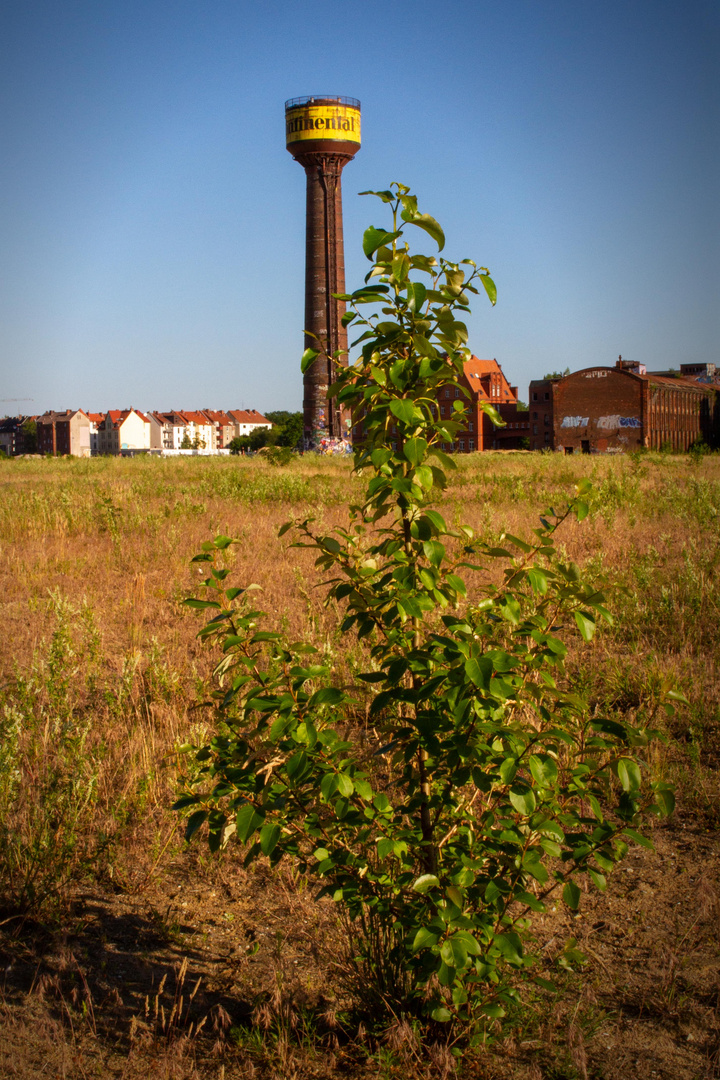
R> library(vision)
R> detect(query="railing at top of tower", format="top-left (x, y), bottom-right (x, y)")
top-left (285, 96), bottom-right (361, 110)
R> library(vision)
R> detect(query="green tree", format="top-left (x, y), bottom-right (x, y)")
top-left (180, 432), bottom-right (192, 449)
top-left (177, 184), bottom-right (676, 1032)
top-left (21, 419), bottom-right (37, 453)
top-left (265, 411), bottom-right (302, 448)
top-left (227, 436), bottom-right (247, 455)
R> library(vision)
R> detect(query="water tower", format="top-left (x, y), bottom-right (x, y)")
top-left (285, 96), bottom-right (361, 449)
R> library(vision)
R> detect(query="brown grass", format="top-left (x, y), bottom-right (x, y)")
top-left (0, 450), bottom-right (718, 1078)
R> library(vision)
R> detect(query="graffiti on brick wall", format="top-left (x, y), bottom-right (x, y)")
top-left (597, 415), bottom-right (642, 430)
top-left (560, 416), bottom-right (589, 428)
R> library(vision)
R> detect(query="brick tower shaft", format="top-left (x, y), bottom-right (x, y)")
top-left (285, 96), bottom-right (361, 450)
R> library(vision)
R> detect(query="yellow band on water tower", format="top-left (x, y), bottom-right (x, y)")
top-left (286, 103), bottom-right (361, 146)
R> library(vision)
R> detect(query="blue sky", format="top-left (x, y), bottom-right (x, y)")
top-left (1, 0), bottom-right (717, 414)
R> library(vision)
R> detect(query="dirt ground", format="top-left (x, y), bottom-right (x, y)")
top-left (0, 808), bottom-right (717, 1079)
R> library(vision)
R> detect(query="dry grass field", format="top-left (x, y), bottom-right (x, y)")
top-left (0, 450), bottom-right (718, 1079)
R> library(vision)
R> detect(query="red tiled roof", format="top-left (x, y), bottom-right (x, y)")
top-left (203, 410), bottom-right (234, 425)
top-left (179, 411), bottom-right (212, 425)
top-left (228, 409), bottom-right (272, 425)
top-left (462, 357), bottom-right (517, 402)
top-left (463, 357), bottom-right (503, 377)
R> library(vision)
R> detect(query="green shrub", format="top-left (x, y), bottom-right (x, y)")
top-left (176, 185), bottom-right (675, 1033)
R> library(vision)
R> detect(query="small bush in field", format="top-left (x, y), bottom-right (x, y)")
top-left (176, 185), bottom-right (676, 1031)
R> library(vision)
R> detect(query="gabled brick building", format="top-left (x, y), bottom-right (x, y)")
top-left (436, 357), bottom-right (529, 452)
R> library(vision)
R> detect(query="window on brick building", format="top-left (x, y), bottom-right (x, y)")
top-left (469, 439), bottom-right (475, 451)
top-left (532, 392), bottom-right (538, 401)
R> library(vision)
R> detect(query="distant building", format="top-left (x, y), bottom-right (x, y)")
top-left (455, 357), bottom-right (529, 451)
top-left (202, 410), bottom-right (236, 449)
top-left (532, 358), bottom-right (717, 454)
top-left (179, 411), bottom-right (217, 450)
top-left (0, 415), bottom-right (35, 456)
top-left (97, 409), bottom-right (152, 454)
top-left (648, 362), bottom-right (719, 385)
top-left (355, 357), bottom-right (528, 453)
top-left (36, 410), bottom-right (91, 457)
top-left (228, 409), bottom-right (273, 438)
top-left (148, 411), bottom-right (186, 451)
top-left (528, 377), bottom-right (561, 451)
top-left (85, 413), bottom-right (105, 455)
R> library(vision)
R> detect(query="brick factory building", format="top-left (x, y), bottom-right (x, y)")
top-left (529, 358), bottom-right (718, 453)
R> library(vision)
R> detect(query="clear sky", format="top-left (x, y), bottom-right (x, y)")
top-left (1, 0), bottom-right (717, 414)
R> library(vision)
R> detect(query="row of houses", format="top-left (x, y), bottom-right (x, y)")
top-left (0, 408), bottom-right (272, 458)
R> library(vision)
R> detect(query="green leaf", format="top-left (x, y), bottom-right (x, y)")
top-left (359, 188), bottom-right (396, 203)
top-left (259, 823), bottom-right (281, 856)
top-left (363, 226), bottom-right (402, 259)
top-left (408, 281), bottom-right (427, 312)
top-left (413, 874), bottom-right (440, 894)
top-left (336, 772), bottom-right (354, 798)
top-left (529, 754), bottom-right (558, 786)
top-left (403, 213), bottom-right (445, 251)
top-left (588, 868), bottom-right (606, 892)
top-left (441, 936), bottom-right (469, 969)
top-left (494, 933), bottom-right (523, 964)
top-left (464, 655), bottom-right (492, 689)
top-left (479, 273), bottom-right (497, 305)
top-left (528, 568), bottom-right (548, 595)
top-left (309, 687), bottom-right (344, 707)
top-left (413, 334), bottom-right (437, 358)
top-left (509, 785), bottom-right (537, 815)
top-left (301, 347), bottom-right (320, 373)
top-left (390, 398), bottom-right (424, 425)
top-left (574, 610), bottom-right (596, 642)
top-left (431, 1006), bottom-right (452, 1023)
top-left (617, 757), bottom-right (642, 792)
top-left (480, 1002), bottom-right (506, 1019)
top-left (423, 540), bottom-right (445, 567)
top-left (652, 786), bottom-right (675, 816)
top-left (412, 927), bottom-right (440, 953)
top-left (236, 804), bottom-right (264, 843)
top-left (404, 438), bottom-right (428, 466)
top-left (563, 881), bottom-right (581, 910)
top-left (184, 810), bottom-right (206, 842)
top-left (622, 828), bottom-right (655, 850)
